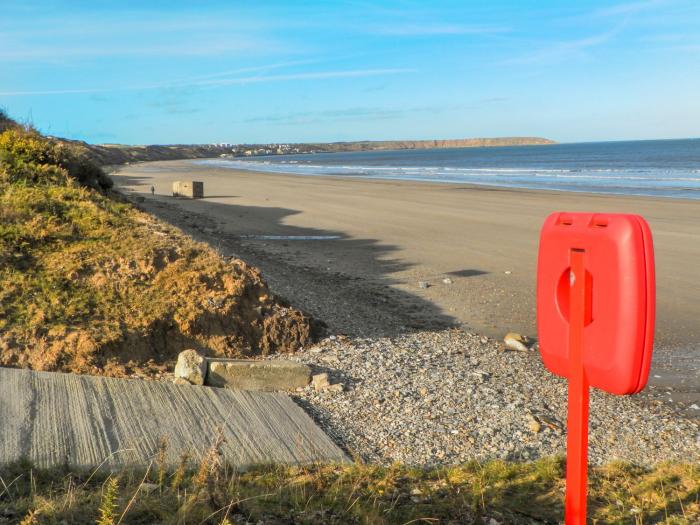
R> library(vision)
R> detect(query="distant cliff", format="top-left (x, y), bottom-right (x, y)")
top-left (57, 136), bottom-right (556, 166)
top-left (301, 137), bottom-right (556, 152)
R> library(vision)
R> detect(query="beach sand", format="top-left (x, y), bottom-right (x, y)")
top-left (111, 160), bottom-right (700, 406)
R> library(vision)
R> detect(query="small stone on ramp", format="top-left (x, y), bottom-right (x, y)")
top-left (0, 367), bottom-right (348, 469)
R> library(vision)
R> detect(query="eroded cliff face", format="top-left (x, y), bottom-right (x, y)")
top-left (69, 137), bottom-right (556, 167)
top-left (0, 125), bottom-right (318, 378)
top-left (0, 194), bottom-right (319, 377)
top-left (307, 137), bottom-right (556, 151)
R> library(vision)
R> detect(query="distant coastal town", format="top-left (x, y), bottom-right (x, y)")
top-left (213, 136), bottom-right (556, 157)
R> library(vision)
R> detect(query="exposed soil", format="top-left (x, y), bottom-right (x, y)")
top-left (0, 190), bottom-right (318, 378)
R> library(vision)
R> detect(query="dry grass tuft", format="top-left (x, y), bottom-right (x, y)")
top-left (96, 476), bottom-right (119, 525)
top-left (1, 458), bottom-right (696, 524)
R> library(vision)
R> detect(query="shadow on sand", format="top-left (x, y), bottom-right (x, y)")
top-left (113, 173), bottom-right (467, 337)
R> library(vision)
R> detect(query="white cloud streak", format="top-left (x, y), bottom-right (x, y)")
top-left (499, 27), bottom-right (621, 66)
top-left (366, 23), bottom-right (509, 36)
top-left (591, 0), bottom-right (670, 17)
top-left (0, 37), bottom-right (280, 60)
top-left (186, 68), bottom-right (416, 87)
top-left (0, 68), bottom-right (415, 97)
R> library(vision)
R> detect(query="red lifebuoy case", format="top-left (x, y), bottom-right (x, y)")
top-left (537, 211), bottom-right (655, 395)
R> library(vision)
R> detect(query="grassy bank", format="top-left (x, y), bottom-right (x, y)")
top-left (2, 111), bottom-right (697, 524)
top-left (1, 456), bottom-right (697, 524)
top-left (0, 114), bottom-right (315, 377)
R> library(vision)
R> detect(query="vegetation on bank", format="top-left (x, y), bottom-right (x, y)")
top-left (0, 455), bottom-right (697, 524)
top-left (0, 111), bottom-right (314, 377)
top-left (70, 138), bottom-right (234, 166)
top-left (1, 110), bottom-right (696, 524)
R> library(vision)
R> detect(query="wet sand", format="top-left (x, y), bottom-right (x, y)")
top-left (111, 160), bottom-right (700, 410)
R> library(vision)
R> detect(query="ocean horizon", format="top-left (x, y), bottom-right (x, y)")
top-left (197, 138), bottom-right (700, 200)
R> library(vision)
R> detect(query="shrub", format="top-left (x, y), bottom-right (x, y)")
top-left (0, 108), bottom-right (17, 132)
top-left (0, 127), bottom-right (112, 189)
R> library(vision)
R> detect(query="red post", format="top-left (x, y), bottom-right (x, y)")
top-left (565, 248), bottom-right (590, 524)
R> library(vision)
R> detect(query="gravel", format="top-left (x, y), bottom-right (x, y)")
top-left (269, 330), bottom-right (700, 467)
top-left (128, 194), bottom-right (700, 467)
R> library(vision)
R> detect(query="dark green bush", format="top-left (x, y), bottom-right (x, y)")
top-left (0, 127), bottom-right (112, 189)
top-left (0, 108), bottom-right (16, 133)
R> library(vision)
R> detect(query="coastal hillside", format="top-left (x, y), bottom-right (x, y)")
top-left (221, 136), bottom-right (556, 157)
top-left (0, 113), bottom-right (315, 377)
top-left (0, 111), bottom-right (15, 133)
top-left (69, 139), bottom-right (234, 165)
top-left (300, 136), bottom-right (556, 152)
top-left (57, 135), bottom-right (555, 166)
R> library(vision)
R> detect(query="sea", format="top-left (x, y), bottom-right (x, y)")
top-left (197, 138), bottom-right (700, 200)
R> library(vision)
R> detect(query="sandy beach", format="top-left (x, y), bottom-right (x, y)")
top-left (111, 159), bottom-right (700, 408)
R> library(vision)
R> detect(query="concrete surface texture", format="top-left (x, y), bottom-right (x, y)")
top-left (0, 367), bottom-right (348, 469)
top-left (206, 359), bottom-right (311, 391)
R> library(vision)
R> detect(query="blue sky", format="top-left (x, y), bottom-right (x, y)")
top-left (1, 0), bottom-right (699, 144)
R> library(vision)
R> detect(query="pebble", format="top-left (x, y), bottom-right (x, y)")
top-left (526, 414), bottom-right (542, 433)
top-left (268, 330), bottom-right (700, 467)
top-left (418, 281), bottom-right (430, 289)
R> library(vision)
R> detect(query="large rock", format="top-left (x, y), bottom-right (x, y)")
top-left (174, 349), bottom-right (207, 385)
top-left (312, 372), bottom-right (330, 391)
top-left (311, 373), bottom-right (344, 393)
top-left (503, 332), bottom-right (530, 352)
top-left (207, 359), bottom-right (311, 391)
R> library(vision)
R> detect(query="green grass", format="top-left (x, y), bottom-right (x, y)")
top-left (0, 457), bottom-right (697, 524)
top-left (1, 112), bottom-right (697, 524)
top-left (0, 125), bottom-right (313, 376)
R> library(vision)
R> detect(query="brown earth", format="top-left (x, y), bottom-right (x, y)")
top-left (0, 123), bottom-right (318, 378)
top-left (0, 197), bottom-right (319, 378)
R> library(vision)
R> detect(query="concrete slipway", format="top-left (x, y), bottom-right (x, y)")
top-left (0, 367), bottom-right (348, 469)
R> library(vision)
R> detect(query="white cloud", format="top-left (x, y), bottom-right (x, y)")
top-left (367, 23), bottom-right (509, 36)
top-left (186, 68), bottom-right (416, 87)
top-left (500, 28), bottom-right (620, 66)
top-left (591, 0), bottom-right (669, 17)
top-left (0, 36), bottom-right (281, 61)
top-left (0, 68), bottom-right (415, 97)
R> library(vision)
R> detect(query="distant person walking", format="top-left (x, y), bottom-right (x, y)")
top-left (150, 185), bottom-right (155, 196)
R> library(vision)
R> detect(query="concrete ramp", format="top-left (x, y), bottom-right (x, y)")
top-left (0, 367), bottom-right (348, 469)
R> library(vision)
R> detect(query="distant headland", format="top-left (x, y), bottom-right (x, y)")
top-left (71, 136), bottom-right (556, 165)
top-left (290, 137), bottom-right (556, 152)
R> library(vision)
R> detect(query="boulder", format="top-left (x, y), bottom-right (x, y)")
top-left (311, 373), bottom-right (344, 393)
top-left (312, 373), bottom-right (331, 392)
top-left (174, 349), bottom-right (207, 385)
top-left (207, 359), bottom-right (311, 391)
top-left (503, 332), bottom-right (530, 352)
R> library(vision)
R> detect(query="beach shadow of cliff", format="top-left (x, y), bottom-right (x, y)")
top-left (113, 175), bottom-right (459, 337)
